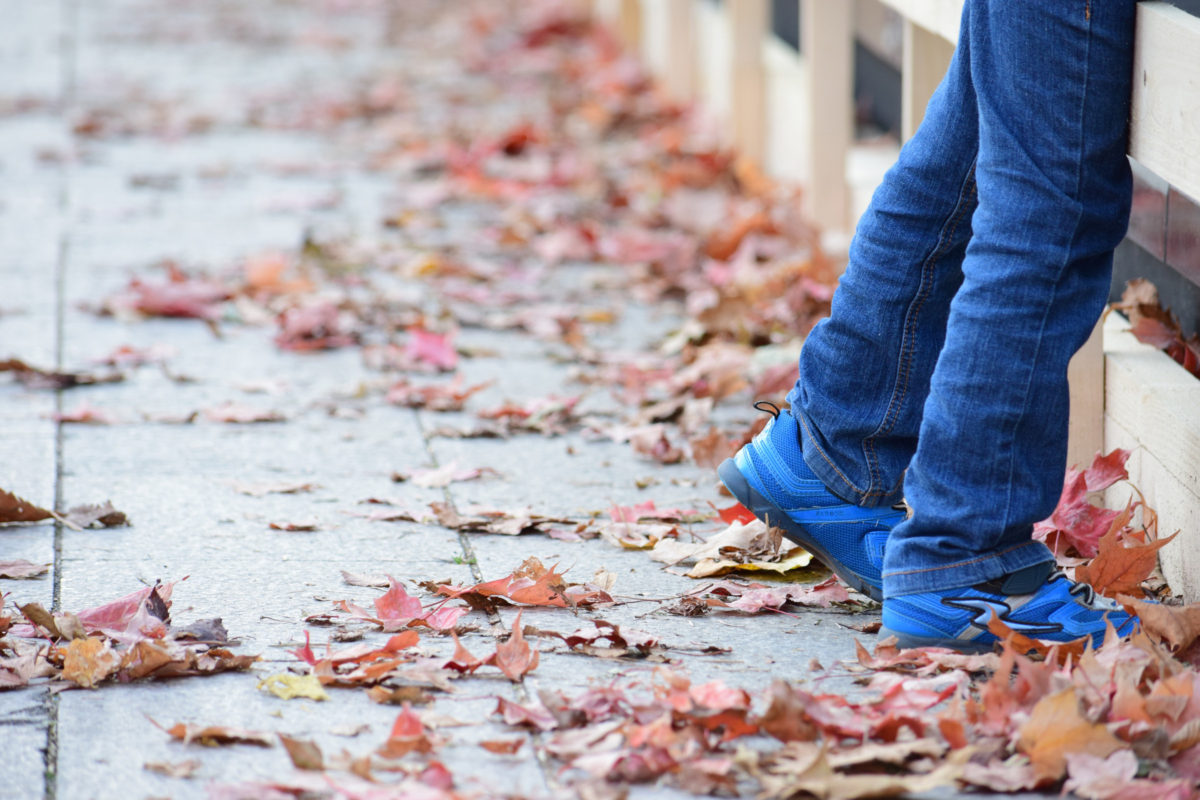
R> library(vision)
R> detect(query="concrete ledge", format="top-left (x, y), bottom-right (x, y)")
top-left (1103, 312), bottom-right (1200, 600)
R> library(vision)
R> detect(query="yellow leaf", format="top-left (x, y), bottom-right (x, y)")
top-left (686, 548), bottom-right (813, 579)
top-left (257, 673), bottom-right (329, 701)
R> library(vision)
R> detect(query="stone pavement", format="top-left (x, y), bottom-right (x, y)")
top-left (0, 2), bottom-right (1053, 799)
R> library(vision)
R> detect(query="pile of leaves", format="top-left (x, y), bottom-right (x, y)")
top-left (483, 624), bottom-right (1200, 799)
top-left (1, 582), bottom-right (255, 690)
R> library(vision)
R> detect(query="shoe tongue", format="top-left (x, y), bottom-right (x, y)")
top-left (991, 562), bottom-right (1053, 594)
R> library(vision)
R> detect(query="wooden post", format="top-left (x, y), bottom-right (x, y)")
top-left (729, 0), bottom-right (768, 165)
top-left (801, 0), bottom-right (853, 231)
top-left (901, 19), bottom-right (955, 142)
top-left (617, 0), bottom-right (642, 51)
top-left (1067, 317), bottom-right (1106, 472)
top-left (664, 0), bottom-right (696, 100)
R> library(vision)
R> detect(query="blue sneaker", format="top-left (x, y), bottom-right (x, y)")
top-left (718, 403), bottom-right (906, 601)
top-left (880, 563), bottom-right (1137, 652)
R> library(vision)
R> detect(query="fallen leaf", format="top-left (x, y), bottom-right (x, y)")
top-left (274, 302), bottom-right (357, 351)
top-left (404, 326), bottom-right (458, 371)
top-left (1076, 522), bottom-right (1176, 598)
top-left (52, 402), bottom-right (119, 425)
top-left (367, 685), bottom-right (433, 705)
top-left (385, 377), bottom-right (492, 411)
top-left (493, 611), bottom-right (538, 681)
top-left (0, 357), bottom-right (124, 390)
top-left (233, 481), bottom-right (319, 497)
top-left (143, 759), bottom-right (202, 779)
top-left (1120, 597), bottom-right (1200, 652)
top-left (60, 637), bottom-right (119, 688)
top-left (203, 403), bottom-right (286, 424)
top-left (0, 487), bottom-right (56, 525)
top-left (392, 462), bottom-right (500, 488)
top-left (378, 703), bottom-right (436, 757)
top-left (257, 673), bottom-right (330, 701)
top-left (340, 570), bottom-right (390, 588)
top-left (63, 501), bottom-right (129, 529)
top-left (480, 738), bottom-right (524, 755)
top-left (156, 720), bottom-right (275, 748)
top-left (1017, 687), bottom-right (1124, 783)
top-left (1034, 449), bottom-right (1132, 558)
top-left (0, 560), bottom-right (50, 579)
top-left (269, 520), bottom-right (320, 532)
top-left (278, 734), bottom-right (324, 770)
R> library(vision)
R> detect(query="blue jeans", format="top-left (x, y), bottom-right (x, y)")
top-left (788, 0), bottom-right (1135, 597)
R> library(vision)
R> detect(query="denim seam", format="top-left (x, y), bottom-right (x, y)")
top-left (998, 9), bottom-right (1092, 540)
top-left (794, 412), bottom-right (882, 503)
top-left (861, 161), bottom-right (978, 499)
top-left (881, 540), bottom-right (1046, 578)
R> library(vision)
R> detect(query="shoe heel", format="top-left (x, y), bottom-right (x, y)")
top-left (718, 458), bottom-right (883, 602)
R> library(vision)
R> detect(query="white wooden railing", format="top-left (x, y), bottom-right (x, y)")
top-left (590, 0), bottom-right (1200, 599)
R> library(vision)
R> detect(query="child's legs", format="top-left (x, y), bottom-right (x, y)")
top-left (790, 4), bottom-right (979, 507)
top-left (882, 0), bottom-right (1136, 596)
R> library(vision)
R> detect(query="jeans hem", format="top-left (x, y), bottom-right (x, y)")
top-left (881, 539), bottom-right (1056, 597)
top-left (792, 405), bottom-right (906, 508)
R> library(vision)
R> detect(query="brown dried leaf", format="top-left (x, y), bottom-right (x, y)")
top-left (1076, 521), bottom-right (1176, 598)
top-left (1120, 597), bottom-right (1200, 652)
top-left (0, 488), bottom-right (55, 525)
top-left (493, 611), bottom-right (538, 682)
top-left (143, 759), bottom-right (202, 779)
top-left (64, 501), bottom-right (129, 529)
top-left (1017, 688), bottom-right (1124, 783)
top-left (278, 734), bottom-right (324, 770)
top-left (0, 560), bottom-right (50, 579)
top-left (61, 637), bottom-right (119, 688)
top-left (156, 720), bottom-right (275, 747)
top-left (367, 685), bottom-right (433, 706)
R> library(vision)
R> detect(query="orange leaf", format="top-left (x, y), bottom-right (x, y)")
top-left (493, 611), bottom-right (538, 682)
top-left (987, 613), bottom-right (1087, 664)
top-left (61, 636), bottom-right (118, 688)
top-left (1017, 688), bottom-right (1124, 783)
top-left (1076, 523), bottom-right (1176, 598)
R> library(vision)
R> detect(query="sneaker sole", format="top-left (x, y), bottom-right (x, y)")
top-left (876, 626), bottom-right (994, 653)
top-left (718, 457), bottom-right (883, 602)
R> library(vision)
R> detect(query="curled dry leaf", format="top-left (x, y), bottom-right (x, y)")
top-left (274, 302), bottom-right (358, 352)
top-left (378, 703), bottom-right (437, 758)
top-left (1076, 523), bottom-right (1176, 598)
top-left (143, 759), bottom-right (202, 779)
top-left (203, 403), bottom-right (286, 424)
top-left (0, 357), bottom-right (124, 390)
top-left (385, 377), bottom-right (491, 411)
top-left (392, 462), bottom-right (500, 488)
top-left (492, 611), bottom-right (538, 682)
top-left (64, 501), bottom-right (129, 529)
top-left (233, 481), bottom-right (319, 497)
top-left (60, 636), bottom-right (119, 688)
top-left (156, 720), bottom-right (275, 747)
top-left (1120, 597), bottom-right (1200, 652)
top-left (1017, 687), bottom-right (1124, 783)
top-left (0, 559), bottom-right (50, 579)
top-left (52, 402), bottom-right (119, 425)
top-left (0, 487), bottom-right (56, 525)
top-left (278, 734), bottom-right (324, 770)
top-left (269, 519), bottom-right (320, 532)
